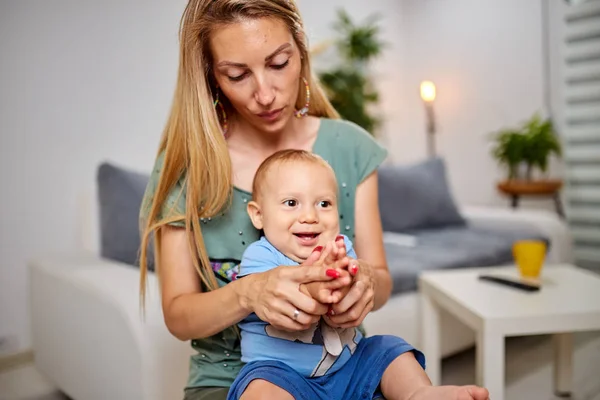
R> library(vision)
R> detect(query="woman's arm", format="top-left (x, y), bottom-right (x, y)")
top-left (353, 170), bottom-right (392, 310)
top-left (159, 225), bottom-right (253, 340)
top-left (158, 225), bottom-right (337, 340)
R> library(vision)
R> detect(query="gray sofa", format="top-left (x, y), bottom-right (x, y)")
top-left (376, 158), bottom-right (548, 295)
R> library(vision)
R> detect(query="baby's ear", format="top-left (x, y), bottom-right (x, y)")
top-left (246, 201), bottom-right (263, 230)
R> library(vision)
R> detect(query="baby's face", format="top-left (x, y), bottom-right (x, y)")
top-left (253, 161), bottom-right (340, 263)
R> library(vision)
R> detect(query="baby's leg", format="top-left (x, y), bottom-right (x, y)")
top-left (239, 380), bottom-right (294, 400)
top-left (380, 353), bottom-right (490, 400)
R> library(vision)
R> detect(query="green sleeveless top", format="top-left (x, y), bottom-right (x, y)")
top-left (140, 118), bottom-right (387, 389)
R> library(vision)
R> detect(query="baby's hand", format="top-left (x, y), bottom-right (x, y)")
top-left (301, 237), bottom-right (356, 307)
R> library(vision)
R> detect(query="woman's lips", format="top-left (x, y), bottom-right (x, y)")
top-left (257, 108), bottom-right (283, 121)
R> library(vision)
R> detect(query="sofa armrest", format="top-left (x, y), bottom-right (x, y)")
top-left (460, 206), bottom-right (574, 264)
top-left (30, 253), bottom-right (193, 400)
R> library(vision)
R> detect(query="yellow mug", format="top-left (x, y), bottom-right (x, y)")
top-left (512, 240), bottom-right (547, 278)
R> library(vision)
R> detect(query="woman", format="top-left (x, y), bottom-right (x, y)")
top-left (139, 1), bottom-right (490, 399)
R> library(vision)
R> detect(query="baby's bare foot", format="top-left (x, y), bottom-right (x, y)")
top-left (408, 385), bottom-right (489, 400)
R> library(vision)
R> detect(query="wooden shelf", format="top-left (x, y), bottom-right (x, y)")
top-left (497, 180), bottom-right (563, 196)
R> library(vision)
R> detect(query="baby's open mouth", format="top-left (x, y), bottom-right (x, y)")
top-left (293, 233), bottom-right (319, 239)
top-left (294, 232), bottom-right (320, 246)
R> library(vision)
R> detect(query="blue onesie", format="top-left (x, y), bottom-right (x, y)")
top-left (237, 235), bottom-right (361, 377)
top-left (227, 236), bottom-right (426, 400)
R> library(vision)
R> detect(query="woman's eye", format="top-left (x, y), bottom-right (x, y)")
top-left (271, 60), bottom-right (289, 70)
top-left (284, 199), bottom-right (297, 207)
top-left (228, 73), bottom-right (247, 82)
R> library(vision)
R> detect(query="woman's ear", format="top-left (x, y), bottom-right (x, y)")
top-left (247, 201), bottom-right (264, 230)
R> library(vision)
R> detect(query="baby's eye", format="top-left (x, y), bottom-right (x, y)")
top-left (318, 201), bottom-right (331, 208)
top-left (284, 199), bottom-right (297, 207)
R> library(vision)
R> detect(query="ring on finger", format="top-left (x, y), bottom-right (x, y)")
top-left (293, 308), bottom-right (300, 320)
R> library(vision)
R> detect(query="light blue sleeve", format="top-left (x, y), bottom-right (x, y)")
top-left (343, 235), bottom-right (358, 259)
top-left (238, 239), bottom-right (281, 277)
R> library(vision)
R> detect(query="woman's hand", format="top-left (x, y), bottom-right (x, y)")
top-left (325, 258), bottom-right (375, 329)
top-left (243, 247), bottom-right (350, 332)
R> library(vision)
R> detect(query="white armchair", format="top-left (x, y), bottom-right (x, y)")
top-left (29, 206), bottom-right (573, 400)
top-left (30, 253), bottom-right (193, 400)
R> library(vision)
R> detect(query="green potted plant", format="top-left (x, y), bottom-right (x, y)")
top-left (315, 9), bottom-right (384, 135)
top-left (491, 113), bottom-right (563, 195)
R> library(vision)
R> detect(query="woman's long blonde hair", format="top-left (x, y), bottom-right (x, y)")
top-left (139, 0), bottom-right (339, 304)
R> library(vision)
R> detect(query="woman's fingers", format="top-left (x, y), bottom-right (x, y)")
top-left (290, 291), bottom-right (329, 316)
top-left (263, 288), bottom-right (325, 326)
top-left (266, 306), bottom-right (317, 332)
top-left (349, 259), bottom-right (359, 276)
top-left (303, 246), bottom-right (323, 266)
top-left (310, 286), bottom-right (340, 305)
top-left (337, 298), bottom-right (374, 329)
top-left (287, 262), bottom-right (335, 284)
top-left (330, 280), bottom-right (371, 317)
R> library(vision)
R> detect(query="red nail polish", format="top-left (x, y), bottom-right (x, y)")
top-left (327, 308), bottom-right (335, 316)
top-left (336, 235), bottom-right (344, 241)
top-left (326, 269), bottom-right (340, 278)
top-left (313, 246), bottom-right (323, 253)
top-left (351, 265), bottom-right (358, 275)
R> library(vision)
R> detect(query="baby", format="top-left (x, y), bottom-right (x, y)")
top-left (228, 150), bottom-right (489, 400)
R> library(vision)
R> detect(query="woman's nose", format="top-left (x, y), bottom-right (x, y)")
top-left (254, 76), bottom-right (275, 107)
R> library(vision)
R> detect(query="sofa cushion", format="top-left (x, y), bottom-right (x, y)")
top-left (378, 157), bottom-right (466, 232)
top-left (384, 226), bottom-right (549, 295)
top-left (97, 162), bottom-right (154, 270)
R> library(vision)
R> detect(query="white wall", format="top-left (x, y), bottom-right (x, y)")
top-left (305, 0), bottom-right (555, 208)
top-left (0, 1), bottom-right (186, 353)
top-left (0, 1), bottom-right (547, 354)
top-left (387, 0), bottom-right (551, 208)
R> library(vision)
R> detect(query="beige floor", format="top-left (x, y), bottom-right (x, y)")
top-left (0, 364), bottom-right (67, 400)
top-left (1, 332), bottom-right (600, 400)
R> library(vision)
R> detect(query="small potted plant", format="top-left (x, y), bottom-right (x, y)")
top-left (491, 113), bottom-right (563, 195)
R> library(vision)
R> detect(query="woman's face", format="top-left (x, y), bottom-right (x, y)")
top-left (210, 17), bottom-right (303, 133)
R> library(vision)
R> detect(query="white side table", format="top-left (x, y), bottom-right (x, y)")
top-left (418, 265), bottom-right (600, 400)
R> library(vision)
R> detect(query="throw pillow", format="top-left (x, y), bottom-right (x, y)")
top-left (97, 162), bottom-right (155, 270)
top-left (378, 157), bottom-right (466, 232)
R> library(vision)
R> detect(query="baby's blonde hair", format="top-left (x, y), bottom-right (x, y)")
top-left (252, 149), bottom-right (337, 203)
